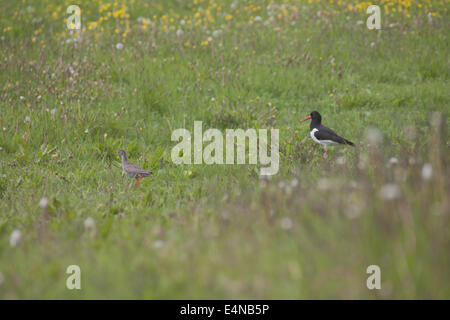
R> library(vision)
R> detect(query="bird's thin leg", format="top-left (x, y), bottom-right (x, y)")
top-left (323, 147), bottom-right (328, 158)
top-left (135, 174), bottom-right (143, 187)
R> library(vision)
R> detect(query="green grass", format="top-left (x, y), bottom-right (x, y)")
top-left (0, 0), bottom-right (449, 299)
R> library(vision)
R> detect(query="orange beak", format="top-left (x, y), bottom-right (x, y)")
top-left (301, 115), bottom-right (311, 122)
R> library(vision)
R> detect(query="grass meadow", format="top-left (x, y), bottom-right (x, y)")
top-left (0, 0), bottom-right (449, 299)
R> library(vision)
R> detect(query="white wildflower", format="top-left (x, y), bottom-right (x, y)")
top-left (39, 197), bottom-right (49, 209)
top-left (421, 163), bottom-right (432, 181)
top-left (380, 184), bottom-right (400, 200)
top-left (290, 178), bottom-right (298, 188)
top-left (137, 17), bottom-right (152, 25)
top-left (358, 153), bottom-right (368, 170)
top-left (388, 157), bottom-right (399, 166)
top-left (10, 230), bottom-right (22, 247)
top-left (176, 29), bottom-right (184, 37)
top-left (365, 127), bottom-right (382, 145)
top-left (280, 217), bottom-right (293, 230)
top-left (153, 240), bottom-right (164, 249)
top-left (212, 30), bottom-right (222, 38)
top-left (84, 217), bottom-right (96, 237)
top-left (115, 43), bottom-right (124, 50)
top-left (24, 116), bottom-right (31, 123)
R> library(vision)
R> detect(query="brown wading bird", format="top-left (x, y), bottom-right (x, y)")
top-left (301, 111), bottom-right (355, 158)
top-left (115, 150), bottom-right (152, 187)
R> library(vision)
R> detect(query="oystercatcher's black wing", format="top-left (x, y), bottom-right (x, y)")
top-left (315, 125), bottom-right (355, 146)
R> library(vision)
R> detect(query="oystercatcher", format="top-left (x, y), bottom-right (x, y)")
top-left (115, 150), bottom-right (152, 186)
top-left (301, 111), bottom-right (354, 157)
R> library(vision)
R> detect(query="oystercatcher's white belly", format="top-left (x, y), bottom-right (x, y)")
top-left (310, 128), bottom-right (338, 147)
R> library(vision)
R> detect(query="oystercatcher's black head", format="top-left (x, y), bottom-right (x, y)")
top-left (301, 111), bottom-right (322, 127)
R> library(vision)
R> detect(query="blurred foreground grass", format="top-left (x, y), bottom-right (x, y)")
top-left (0, 0), bottom-right (449, 298)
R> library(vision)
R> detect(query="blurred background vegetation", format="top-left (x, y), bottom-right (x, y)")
top-left (0, 0), bottom-right (448, 298)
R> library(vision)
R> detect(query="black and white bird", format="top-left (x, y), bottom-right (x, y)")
top-left (301, 111), bottom-right (354, 157)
